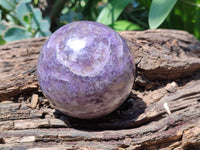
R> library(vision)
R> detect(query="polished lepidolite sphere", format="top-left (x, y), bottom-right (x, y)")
top-left (37, 21), bottom-right (135, 119)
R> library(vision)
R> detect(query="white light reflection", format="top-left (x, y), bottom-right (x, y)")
top-left (67, 38), bottom-right (86, 52)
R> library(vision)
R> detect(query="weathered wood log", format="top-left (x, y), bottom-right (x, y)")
top-left (121, 29), bottom-right (200, 80)
top-left (0, 29), bottom-right (200, 150)
top-left (0, 38), bottom-right (46, 101)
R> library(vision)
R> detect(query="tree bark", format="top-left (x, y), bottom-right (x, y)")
top-left (0, 29), bottom-right (200, 150)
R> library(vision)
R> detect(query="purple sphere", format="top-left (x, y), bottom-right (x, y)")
top-left (37, 21), bottom-right (135, 119)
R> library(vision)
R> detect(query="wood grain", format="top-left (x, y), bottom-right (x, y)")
top-left (0, 29), bottom-right (200, 150)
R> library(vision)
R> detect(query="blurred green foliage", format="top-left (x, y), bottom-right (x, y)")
top-left (0, 0), bottom-right (51, 44)
top-left (0, 0), bottom-right (200, 45)
top-left (148, 0), bottom-right (200, 40)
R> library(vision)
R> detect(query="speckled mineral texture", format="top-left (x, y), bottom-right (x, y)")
top-left (37, 21), bottom-right (135, 119)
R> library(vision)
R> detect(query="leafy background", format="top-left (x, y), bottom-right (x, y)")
top-left (0, 0), bottom-right (200, 45)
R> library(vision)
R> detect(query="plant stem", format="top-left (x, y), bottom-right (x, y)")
top-left (50, 0), bottom-right (66, 20)
top-left (49, 0), bottom-right (67, 31)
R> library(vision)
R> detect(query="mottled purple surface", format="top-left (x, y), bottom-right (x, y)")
top-left (37, 21), bottom-right (135, 119)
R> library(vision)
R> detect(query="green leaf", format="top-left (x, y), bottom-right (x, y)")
top-left (16, 3), bottom-right (42, 29)
top-left (31, 8), bottom-right (42, 27)
top-left (39, 20), bottom-right (50, 32)
top-left (149, 0), bottom-right (177, 29)
top-left (16, 3), bottom-right (41, 29)
top-left (6, 13), bottom-right (19, 24)
top-left (0, 35), bottom-right (6, 45)
top-left (21, 0), bottom-right (32, 2)
top-left (16, 2), bottom-right (31, 26)
top-left (34, 0), bottom-right (38, 5)
top-left (4, 27), bottom-right (32, 42)
top-left (0, 23), bottom-right (6, 34)
top-left (23, 13), bottom-right (33, 27)
top-left (0, 0), bottom-right (16, 10)
top-left (96, 0), bottom-right (132, 25)
top-left (35, 30), bottom-right (51, 38)
top-left (43, 31), bottom-right (51, 36)
top-left (23, 15), bottom-right (30, 25)
top-left (16, 2), bottom-right (50, 37)
top-left (109, 20), bottom-right (143, 31)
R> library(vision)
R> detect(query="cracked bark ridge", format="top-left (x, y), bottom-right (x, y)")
top-left (120, 29), bottom-right (200, 80)
top-left (0, 29), bottom-right (200, 150)
top-left (0, 38), bottom-right (46, 101)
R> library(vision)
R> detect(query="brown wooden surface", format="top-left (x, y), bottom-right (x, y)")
top-left (0, 29), bottom-right (200, 150)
